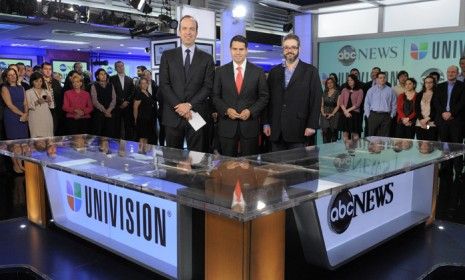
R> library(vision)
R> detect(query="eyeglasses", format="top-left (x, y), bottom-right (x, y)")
top-left (283, 46), bottom-right (298, 50)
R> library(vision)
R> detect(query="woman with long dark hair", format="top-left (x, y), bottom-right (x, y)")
top-left (415, 75), bottom-right (437, 140)
top-left (90, 68), bottom-right (116, 138)
top-left (133, 77), bottom-right (157, 148)
top-left (396, 78), bottom-right (417, 139)
top-left (25, 72), bottom-right (54, 137)
top-left (320, 77), bottom-right (340, 143)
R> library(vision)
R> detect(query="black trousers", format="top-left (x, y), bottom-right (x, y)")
top-left (415, 126), bottom-right (438, 141)
top-left (271, 133), bottom-right (305, 152)
top-left (219, 126), bottom-right (258, 157)
top-left (65, 118), bottom-right (90, 135)
top-left (367, 112), bottom-right (391, 137)
top-left (115, 107), bottom-right (135, 141)
top-left (165, 121), bottom-right (206, 152)
top-left (395, 123), bottom-right (415, 139)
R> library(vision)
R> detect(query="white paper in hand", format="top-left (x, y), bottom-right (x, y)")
top-left (188, 110), bottom-right (206, 131)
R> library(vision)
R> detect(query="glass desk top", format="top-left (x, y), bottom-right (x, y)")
top-left (1, 135), bottom-right (464, 221)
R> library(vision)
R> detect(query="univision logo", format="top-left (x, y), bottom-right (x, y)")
top-left (410, 42), bottom-right (428, 60)
top-left (328, 183), bottom-right (394, 234)
top-left (66, 181), bottom-right (82, 212)
top-left (337, 45), bottom-right (356, 66)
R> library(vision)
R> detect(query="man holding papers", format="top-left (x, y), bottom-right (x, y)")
top-left (159, 15), bottom-right (215, 152)
top-left (213, 35), bottom-right (269, 157)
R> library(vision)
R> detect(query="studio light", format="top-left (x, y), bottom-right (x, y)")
top-left (127, 0), bottom-right (152, 14)
top-left (283, 22), bottom-right (293, 32)
top-left (232, 4), bottom-right (247, 19)
top-left (159, 14), bottom-right (178, 30)
top-left (129, 22), bottom-right (159, 38)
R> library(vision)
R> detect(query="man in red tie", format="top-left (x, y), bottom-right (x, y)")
top-left (212, 35), bottom-right (269, 157)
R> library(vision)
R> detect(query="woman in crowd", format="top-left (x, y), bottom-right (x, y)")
top-left (133, 77), bottom-right (157, 148)
top-left (62, 75), bottom-right (93, 135)
top-left (62, 70), bottom-right (81, 93)
top-left (91, 68), bottom-right (116, 138)
top-left (320, 77), bottom-right (340, 143)
top-left (396, 78), bottom-right (417, 139)
top-left (338, 74), bottom-right (363, 142)
top-left (415, 75), bottom-right (437, 141)
top-left (25, 72), bottom-right (54, 137)
top-left (1, 68), bottom-right (28, 173)
top-left (328, 72), bottom-right (340, 90)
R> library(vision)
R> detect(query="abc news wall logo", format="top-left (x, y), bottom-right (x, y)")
top-left (337, 45), bottom-right (356, 66)
top-left (328, 182), bottom-right (394, 234)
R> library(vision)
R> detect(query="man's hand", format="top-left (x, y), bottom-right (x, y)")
top-left (304, 128), bottom-right (315, 137)
top-left (175, 103), bottom-right (191, 117)
top-left (263, 125), bottom-right (271, 137)
top-left (120, 101), bottom-right (129, 109)
top-left (442, 112), bottom-right (452, 121)
top-left (239, 109), bottom-right (251, 120)
top-left (226, 108), bottom-right (241, 120)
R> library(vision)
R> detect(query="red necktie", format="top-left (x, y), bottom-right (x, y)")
top-left (235, 66), bottom-right (243, 94)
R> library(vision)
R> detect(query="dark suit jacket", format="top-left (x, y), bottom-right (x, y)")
top-left (212, 61), bottom-right (269, 139)
top-left (264, 61), bottom-right (322, 143)
top-left (433, 80), bottom-right (465, 124)
top-left (159, 47), bottom-right (215, 128)
top-left (109, 74), bottom-right (135, 106)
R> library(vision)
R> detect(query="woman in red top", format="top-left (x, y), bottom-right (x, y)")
top-left (396, 78), bottom-right (417, 139)
top-left (62, 76), bottom-right (93, 135)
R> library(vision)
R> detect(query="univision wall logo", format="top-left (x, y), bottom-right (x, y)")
top-left (328, 182), bottom-right (394, 234)
top-left (67, 181), bottom-right (82, 212)
top-left (410, 42), bottom-right (428, 60)
top-left (337, 45), bottom-right (356, 66)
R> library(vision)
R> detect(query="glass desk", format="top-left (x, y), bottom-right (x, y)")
top-left (1, 135), bottom-right (464, 279)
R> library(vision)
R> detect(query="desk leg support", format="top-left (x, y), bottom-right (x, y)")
top-left (205, 210), bottom-right (285, 280)
top-left (426, 163), bottom-right (440, 226)
top-left (24, 161), bottom-right (47, 227)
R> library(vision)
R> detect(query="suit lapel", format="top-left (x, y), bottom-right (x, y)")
top-left (176, 47), bottom-right (186, 83)
top-left (226, 63), bottom-right (237, 95)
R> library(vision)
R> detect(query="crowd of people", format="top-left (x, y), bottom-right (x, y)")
top-left (2, 15), bottom-right (465, 167)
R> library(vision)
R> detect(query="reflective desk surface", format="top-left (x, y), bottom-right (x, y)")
top-left (1, 135), bottom-right (464, 221)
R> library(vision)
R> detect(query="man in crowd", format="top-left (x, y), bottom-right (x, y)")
top-left (15, 63), bottom-right (30, 90)
top-left (134, 65), bottom-right (147, 87)
top-left (42, 62), bottom-right (63, 135)
top-left (458, 56), bottom-right (465, 82)
top-left (263, 34), bottom-right (322, 150)
top-left (110, 61), bottom-right (135, 140)
top-left (24, 65), bottom-right (33, 85)
top-left (364, 72), bottom-right (397, 137)
top-left (73, 62), bottom-right (91, 90)
top-left (393, 70), bottom-right (409, 96)
top-left (159, 15), bottom-right (215, 152)
top-left (213, 35), bottom-right (269, 156)
top-left (433, 65), bottom-right (465, 217)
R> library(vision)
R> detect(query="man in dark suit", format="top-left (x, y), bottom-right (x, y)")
top-left (263, 34), bottom-right (322, 151)
top-left (433, 65), bottom-right (465, 216)
top-left (159, 15), bottom-right (215, 152)
top-left (213, 35), bottom-right (269, 157)
top-left (110, 61), bottom-right (135, 140)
